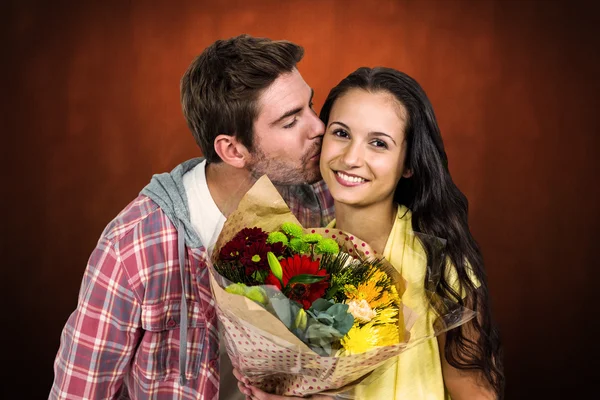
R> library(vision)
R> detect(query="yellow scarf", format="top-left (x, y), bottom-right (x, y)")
top-left (329, 204), bottom-right (450, 399)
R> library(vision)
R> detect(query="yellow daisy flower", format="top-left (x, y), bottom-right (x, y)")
top-left (372, 307), bottom-right (398, 325)
top-left (340, 322), bottom-right (401, 355)
top-left (372, 323), bottom-right (400, 347)
top-left (344, 280), bottom-right (383, 305)
top-left (339, 323), bottom-right (379, 355)
top-left (368, 269), bottom-right (387, 284)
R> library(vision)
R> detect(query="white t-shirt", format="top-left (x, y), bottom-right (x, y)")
top-left (182, 159), bottom-right (226, 255)
top-left (182, 160), bottom-right (242, 400)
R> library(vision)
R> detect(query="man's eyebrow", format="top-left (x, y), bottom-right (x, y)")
top-left (269, 87), bottom-right (314, 127)
top-left (270, 107), bottom-right (303, 127)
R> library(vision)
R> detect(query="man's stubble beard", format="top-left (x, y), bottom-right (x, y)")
top-left (247, 142), bottom-right (322, 185)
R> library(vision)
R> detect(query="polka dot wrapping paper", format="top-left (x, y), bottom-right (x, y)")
top-left (209, 227), bottom-right (421, 396)
top-left (217, 305), bottom-right (408, 396)
top-left (207, 176), bottom-right (422, 396)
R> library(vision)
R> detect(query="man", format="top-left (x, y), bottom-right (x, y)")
top-left (50, 34), bottom-right (333, 400)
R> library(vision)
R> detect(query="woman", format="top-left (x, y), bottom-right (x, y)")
top-left (319, 67), bottom-right (503, 399)
top-left (237, 67), bottom-right (503, 399)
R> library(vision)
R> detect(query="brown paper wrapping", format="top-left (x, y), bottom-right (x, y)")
top-left (209, 175), bottom-right (418, 396)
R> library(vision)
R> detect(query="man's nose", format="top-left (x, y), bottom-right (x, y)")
top-left (307, 113), bottom-right (325, 139)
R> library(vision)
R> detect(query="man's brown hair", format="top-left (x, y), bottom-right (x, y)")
top-left (181, 34), bottom-right (304, 163)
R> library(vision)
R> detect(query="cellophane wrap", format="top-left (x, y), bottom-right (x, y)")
top-left (208, 176), bottom-right (476, 396)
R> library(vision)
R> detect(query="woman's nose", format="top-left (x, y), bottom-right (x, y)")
top-left (340, 142), bottom-right (364, 168)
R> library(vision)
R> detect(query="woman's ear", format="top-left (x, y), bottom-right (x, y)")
top-left (213, 134), bottom-right (250, 169)
top-left (402, 168), bottom-right (413, 178)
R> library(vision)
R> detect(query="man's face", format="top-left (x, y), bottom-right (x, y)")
top-left (247, 69), bottom-right (325, 185)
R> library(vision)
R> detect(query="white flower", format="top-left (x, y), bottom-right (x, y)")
top-left (346, 299), bottom-right (377, 323)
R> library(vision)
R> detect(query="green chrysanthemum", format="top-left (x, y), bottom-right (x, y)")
top-left (225, 283), bottom-right (268, 305)
top-left (266, 231), bottom-right (289, 246)
top-left (289, 237), bottom-right (310, 254)
top-left (225, 283), bottom-right (247, 296)
top-left (315, 238), bottom-right (340, 255)
top-left (281, 222), bottom-right (304, 238)
top-left (302, 233), bottom-right (323, 245)
top-left (245, 286), bottom-right (268, 305)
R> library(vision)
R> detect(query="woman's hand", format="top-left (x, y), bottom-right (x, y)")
top-left (233, 368), bottom-right (334, 400)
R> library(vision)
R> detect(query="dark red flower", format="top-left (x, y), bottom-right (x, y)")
top-left (233, 227), bottom-right (268, 244)
top-left (268, 241), bottom-right (286, 258)
top-left (265, 254), bottom-right (329, 309)
top-left (240, 241), bottom-right (270, 274)
top-left (219, 237), bottom-right (246, 261)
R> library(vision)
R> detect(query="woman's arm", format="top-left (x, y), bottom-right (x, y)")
top-left (437, 304), bottom-right (498, 400)
top-left (437, 327), bottom-right (497, 400)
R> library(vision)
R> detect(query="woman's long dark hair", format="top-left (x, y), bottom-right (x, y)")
top-left (319, 67), bottom-right (504, 397)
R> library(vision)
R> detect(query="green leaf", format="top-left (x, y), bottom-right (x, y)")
top-left (307, 300), bottom-right (354, 336)
top-left (310, 298), bottom-right (334, 312)
top-left (251, 269), bottom-right (269, 283)
top-left (324, 283), bottom-right (341, 300)
top-left (335, 312), bottom-right (355, 335)
top-left (315, 313), bottom-right (334, 325)
top-left (326, 303), bottom-right (350, 317)
top-left (305, 323), bottom-right (343, 340)
top-left (270, 296), bottom-right (294, 329)
top-left (287, 274), bottom-right (327, 286)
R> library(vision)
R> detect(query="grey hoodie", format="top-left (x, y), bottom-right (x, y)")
top-left (139, 157), bottom-right (327, 396)
top-left (140, 157), bottom-right (204, 386)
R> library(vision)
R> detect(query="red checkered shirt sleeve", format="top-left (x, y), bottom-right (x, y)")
top-left (279, 181), bottom-right (335, 228)
top-left (312, 179), bottom-right (335, 226)
top-left (51, 235), bottom-right (141, 399)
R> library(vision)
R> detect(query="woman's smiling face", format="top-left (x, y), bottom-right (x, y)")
top-left (320, 88), bottom-right (412, 208)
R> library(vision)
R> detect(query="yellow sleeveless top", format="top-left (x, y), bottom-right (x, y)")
top-left (329, 204), bottom-right (475, 399)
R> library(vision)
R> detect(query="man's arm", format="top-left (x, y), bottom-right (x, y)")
top-left (50, 238), bottom-right (142, 399)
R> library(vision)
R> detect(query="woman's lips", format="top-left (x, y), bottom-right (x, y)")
top-left (334, 171), bottom-right (368, 187)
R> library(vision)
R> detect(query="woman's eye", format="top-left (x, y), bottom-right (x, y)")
top-left (371, 139), bottom-right (388, 149)
top-left (283, 118), bottom-right (298, 129)
top-left (332, 129), bottom-right (349, 138)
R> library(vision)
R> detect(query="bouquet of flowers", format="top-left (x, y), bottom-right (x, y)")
top-left (215, 220), bottom-right (408, 358)
top-left (208, 176), bottom-right (474, 396)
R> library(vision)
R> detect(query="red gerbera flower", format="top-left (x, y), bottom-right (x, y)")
top-left (265, 254), bottom-right (329, 309)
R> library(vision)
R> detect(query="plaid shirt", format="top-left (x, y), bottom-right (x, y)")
top-left (50, 180), bottom-right (334, 400)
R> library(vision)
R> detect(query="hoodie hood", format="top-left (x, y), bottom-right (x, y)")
top-left (140, 157), bottom-right (204, 249)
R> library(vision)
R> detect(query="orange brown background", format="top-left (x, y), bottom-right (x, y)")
top-left (3, 0), bottom-right (598, 398)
